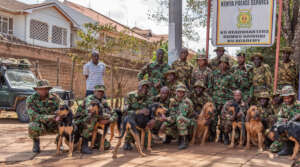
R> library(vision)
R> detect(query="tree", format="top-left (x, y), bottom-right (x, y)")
top-left (148, 0), bottom-right (208, 42)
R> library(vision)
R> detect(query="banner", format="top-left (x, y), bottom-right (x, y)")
top-left (212, 0), bottom-right (276, 47)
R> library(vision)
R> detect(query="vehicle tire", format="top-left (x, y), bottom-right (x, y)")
top-left (16, 100), bottom-right (29, 123)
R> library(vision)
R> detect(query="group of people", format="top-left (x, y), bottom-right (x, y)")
top-left (26, 46), bottom-right (300, 158)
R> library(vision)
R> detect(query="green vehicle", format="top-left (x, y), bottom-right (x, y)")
top-left (0, 58), bottom-right (73, 123)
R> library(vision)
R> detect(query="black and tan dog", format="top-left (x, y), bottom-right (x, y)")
top-left (245, 106), bottom-right (265, 151)
top-left (268, 121), bottom-right (300, 160)
top-left (112, 103), bottom-right (167, 158)
top-left (109, 109), bottom-right (123, 142)
top-left (55, 105), bottom-right (82, 157)
top-left (190, 102), bottom-right (215, 145)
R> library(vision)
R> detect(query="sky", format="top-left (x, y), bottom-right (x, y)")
top-left (19, 0), bottom-right (239, 57)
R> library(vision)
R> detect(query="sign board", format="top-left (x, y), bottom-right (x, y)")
top-left (212, 0), bottom-right (276, 47)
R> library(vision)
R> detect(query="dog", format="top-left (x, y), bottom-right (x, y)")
top-left (112, 103), bottom-right (167, 158)
top-left (109, 109), bottom-right (123, 142)
top-left (190, 102), bottom-right (215, 145)
top-left (226, 102), bottom-right (245, 148)
top-left (245, 106), bottom-right (265, 151)
top-left (268, 121), bottom-right (300, 160)
top-left (55, 105), bottom-right (82, 157)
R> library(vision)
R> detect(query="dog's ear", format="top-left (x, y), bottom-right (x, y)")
top-left (245, 106), bottom-right (253, 122)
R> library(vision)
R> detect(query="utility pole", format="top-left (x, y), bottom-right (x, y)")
top-left (168, 0), bottom-right (182, 65)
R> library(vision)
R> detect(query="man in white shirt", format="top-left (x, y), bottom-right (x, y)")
top-left (83, 51), bottom-right (106, 97)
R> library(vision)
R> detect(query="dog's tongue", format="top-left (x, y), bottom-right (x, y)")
top-left (55, 116), bottom-right (60, 121)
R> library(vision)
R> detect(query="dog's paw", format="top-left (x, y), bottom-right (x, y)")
top-left (146, 147), bottom-right (152, 152)
top-left (228, 144), bottom-right (234, 148)
top-left (140, 153), bottom-right (146, 157)
top-left (68, 153), bottom-right (73, 157)
top-left (245, 145), bottom-right (250, 150)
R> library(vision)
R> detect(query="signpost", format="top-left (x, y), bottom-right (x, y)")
top-left (211, 0), bottom-right (277, 47)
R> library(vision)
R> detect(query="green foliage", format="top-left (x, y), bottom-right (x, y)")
top-left (151, 41), bottom-right (168, 63)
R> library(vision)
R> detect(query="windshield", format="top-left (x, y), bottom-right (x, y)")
top-left (5, 69), bottom-right (37, 89)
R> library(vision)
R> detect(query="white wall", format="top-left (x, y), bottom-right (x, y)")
top-left (25, 7), bottom-right (71, 48)
top-left (0, 11), bottom-right (26, 41)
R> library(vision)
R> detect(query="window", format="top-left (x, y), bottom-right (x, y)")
top-left (30, 19), bottom-right (49, 42)
top-left (0, 16), bottom-right (13, 35)
top-left (52, 25), bottom-right (67, 45)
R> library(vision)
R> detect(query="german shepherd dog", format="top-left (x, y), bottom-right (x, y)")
top-left (55, 105), bottom-right (82, 157)
top-left (190, 102), bottom-right (215, 145)
top-left (245, 106), bottom-right (265, 151)
top-left (268, 121), bottom-right (300, 160)
top-left (112, 103), bottom-right (167, 158)
top-left (109, 109), bottom-right (123, 142)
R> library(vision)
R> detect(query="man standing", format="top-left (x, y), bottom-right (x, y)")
top-left (232, 53), bottom-right (253, 103)
top-left (138, 49), bottom-right (170, 96)
top-left (209, 47), bottom-right (235, 71)
top-left (122, 80), bottom-right (152, 150)
top-left (27, 80), bottom-right (63, 153)
top-left (251, 52), bottom-right (272, 103)
top-left (278, 47), bottom-right (298, 91)
top-left (191, 54), bottom-right (212, 90)
top-left (83, 50), bottom-right (106, 97)
top-left (171, 48), bottom-right (193, 89)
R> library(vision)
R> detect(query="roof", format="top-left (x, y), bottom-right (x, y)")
top-left (131, 27), bottom-right (168, 42)
top-left (0, 0), bottom-right (79, 28)
top-left (63, 0), bottom-right (152, 42)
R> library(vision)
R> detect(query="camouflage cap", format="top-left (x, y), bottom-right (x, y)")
top-left (34, 80), bottom-right (52, 89)
top-left (280, 47), bottom-right (293, 54)
top-left (257, 91), bottom-right (270, 99)
top-left (272, 89), bottom-right (281, 97)
top-left (139, 80), bottom-right (151, 87)
top-left (214, 47), bottom-right (226, 52)
top-left (196, 54), bottom-right (207, 60)
top-left (164, 69), bottom-right (176, 76)
top-left (250, 52), bottom-right (263, 61)
top-left (94, 85), bottom-right (105, 91)
top-left (176, 83), bottom-right (187, 92)
top-left (281, 85), bottom-right (296, 97)
top-left (220, 56), bottom-right (229, 63)
top-left (193, 80), bottom-right (205, 88)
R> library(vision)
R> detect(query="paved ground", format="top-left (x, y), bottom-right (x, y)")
top-left (0, 115), bottom-right (297, 167)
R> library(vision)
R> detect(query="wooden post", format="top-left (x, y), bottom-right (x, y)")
top-left (70, 57), bottom-right (75, 91)
top-left (273, 0), bottom-right (283, 93)
top-left (206, 0), bottom-right (211, 59)
top-left (56, 57), bottom-right (60, 86)
top-left (110, 65), bottom-right (114, 108)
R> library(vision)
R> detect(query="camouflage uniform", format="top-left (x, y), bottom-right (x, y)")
top-left (278, 47), bottom-right (298, 90)
top-left (27, 80), bottom-right (63, 139)
top-left (171, 59), bottom-right (193, 89)
top-left (191, 54), bottom-right (212, 89)
top-left (164, 70), bottom-right (181, 98)
top-left (190, 80), bottom-right (212, 114)
top-left (152, 94), bottom-right (171, 109)
top-left (256, 92), bottom-right (275, 131)
top-left (123, 80), bottom-right (152, 144)
top-left (209, 47), bottom-right (236, 71)
top-left (270, 86), bottom-right (300, 152)
top-left (138, 61), bottom-right (170, 96)
top-left (251, 53), bottom-right (272, 101)
top-left (232, 63), bottom-right (253, 101)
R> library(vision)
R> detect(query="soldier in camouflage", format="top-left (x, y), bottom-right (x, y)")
top-left (270, 86), bottom-right (300, 155)
top-left (75, 85), bottom-right (116, 154)
top-left (122, 80), bottom-right (152, 150)
top-left (209, 47), bottom-right (235, 71)
top-left (251, 52), bottom-right (273, 103)
top-left (191, 54), bottom-right (212, 90)
top-left (138, 49), bottom-right (170, 96)
top-left (271, 90), bottom-right (283, 115)
top-left (232, 53), bottom-right (253, 103)
top-left (160, 83), bottom-right (194, 149)
top-left (190, 80), bottom-right (212, 115)
top-left (278, 47), bottom-right (298, 91)
top-left (210, 56), bottom-right (237, 142)
top-left (152, 86), bottom-right (171, 109)
top-left (171, 48), bottom-right (193, 89)
top-left (27, 80), bottom-right (64, 153)
top-left (164, 69), bottom-right (181, 98)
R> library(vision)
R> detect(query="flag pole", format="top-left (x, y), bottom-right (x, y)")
top-left (205, 0), bottom-right (211, 59)
top-left (273, 0), bottom-right (283, 93)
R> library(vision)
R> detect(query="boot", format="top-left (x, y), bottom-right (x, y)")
top-left (81, 138), bottom-right (92, 154)
top-left (223, 133), bottom-right (229, 145)
top-left (163, 135), bottom-right (172, 144)
top-left (93, 133), bottom-right (101, 149)
top-left (277, 141), bottom-right (293, 156)
top-left (32, 138), bottom-right (40, 153)
top-left (178, 136), bottom-right (188, 150)
top-left (123, 142), bottom-right (133, 151)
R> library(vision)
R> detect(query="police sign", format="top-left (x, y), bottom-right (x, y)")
top-left (212, 0), bottom-right (276, 46)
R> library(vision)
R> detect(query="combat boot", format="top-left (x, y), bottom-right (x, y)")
top-left (163, 135), bottom-right (172, 144)
top-left (81, 138), bottom-right (92, 154)
top-left (123, 142), bottom-right (133, 150)
top-left (32, 138), bottom-right (40, 153)
top-left (178, 136), bottom-right (188, 150)
top-left (278, 141), bottom-right (293, 156)
top-left (224, 133), bottom-right (229, 145)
